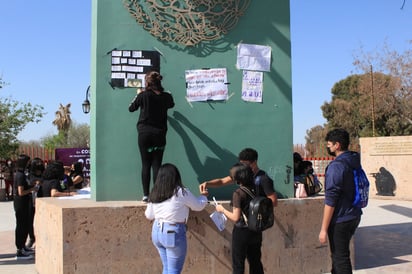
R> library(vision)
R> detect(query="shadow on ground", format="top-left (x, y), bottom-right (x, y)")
top-left (355, 221), bottom-right (412, 270)
top-left (380, 204), bottom-right (412, 219)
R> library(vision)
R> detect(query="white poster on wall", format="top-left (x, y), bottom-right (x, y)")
top-left (241, 70), bottom-right (264, 102)
top-left (185, 68), bottom-right (228, 102)
top-left (236, 43), bottom-right (271, 72)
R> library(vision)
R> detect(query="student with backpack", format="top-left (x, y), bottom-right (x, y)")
top-left (319, 128), bottom-right (363, 274)
top-left (199, 148), bottom-right (277, 206)
top-left (215, 163), bottom-right (265, 274)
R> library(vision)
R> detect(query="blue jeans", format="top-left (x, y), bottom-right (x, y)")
top-left (152, 220), bottom-right (187, 274)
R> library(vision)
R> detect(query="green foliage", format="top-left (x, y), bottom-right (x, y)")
top-left (321, 71), bottom-right (412, 147)
top-left (42, 132), bottom-right (67, 150)
top-left (41, 122), bottom-right (90, 150)
top-left (67, 122), bottom-right (90, 147)
top-left (304, 125), bottom-right (328, 157)
top-left (305, 42), bottom-right (412, 151)
top-left (0, 97), bottom-right (44, 159)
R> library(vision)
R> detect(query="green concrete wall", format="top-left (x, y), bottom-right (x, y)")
top-left (90, 0), bottom-right (293, 201)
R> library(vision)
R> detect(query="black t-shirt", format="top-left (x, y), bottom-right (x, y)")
top-left (13, 170), bottom-right (31, 205)
top-left (69, 172), bottom-right (83, 189)
top-left (232, 187), bottom-right (255, 228)
top-left (129, 90), bottom-right (175, 133)
top-left (39, 179), bottom-right (67, 197)
top-left (232, 187), bottom-right (253, 211)
top-left (254, 169), bottom-right (275, 197)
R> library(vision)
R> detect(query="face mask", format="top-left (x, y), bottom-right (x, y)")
top-left (327, 147), bottom-right (336, 157)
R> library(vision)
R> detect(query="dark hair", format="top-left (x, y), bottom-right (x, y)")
top-left (30, 157), bottom-right (45, 174)
top-left (293, 152), bottom-right (303, 163)
top-left (43, 161), bottom-right (65, 180)
top-left (16, 154), bottom-right (30, 170)
top-left (72, 162), bottom-right (83, 175)
top-left (325, 128), bottom-right (350, 150)
top-left (238, 148), bottom-right (258, 162)
top-left (297, 160), bottom-right (314, 175)
top-left (231, 163), bottom-right (255, 189)
top-left (145, 70), bottom-right (164, 92)
top-left (149, 163), bottom-right (186, 203)
top-left (301, 160), bottom-right (313, 169)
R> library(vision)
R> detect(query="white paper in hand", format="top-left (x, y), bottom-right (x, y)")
top-left (210, 211), bottom-right (227, 231)
top-left (210, 197), bottom-right (227, 231)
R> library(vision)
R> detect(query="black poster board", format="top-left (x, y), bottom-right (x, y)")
top-left (110, 50), bottom-right (160, 88)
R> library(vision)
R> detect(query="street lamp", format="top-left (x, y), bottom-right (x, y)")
top-left (82, 86), bottom-right (91, 114)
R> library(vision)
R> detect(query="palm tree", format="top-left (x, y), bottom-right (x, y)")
top-left (52, 103), bottom-right (72, 142)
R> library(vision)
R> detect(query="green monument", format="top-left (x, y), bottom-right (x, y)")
top-left (90, 0), bottom-right (294, 200)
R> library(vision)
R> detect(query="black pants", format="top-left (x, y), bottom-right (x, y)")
top-left (328, 216), bottom-right (361, 274)
top-left (28, 198), bottom-right (35, 242)
top-left (232, 227), bottom-right (264, 274)
top-left (14, 198), bottom-right (31, 250)
top-left (138, 131), bottom-right (166, 196)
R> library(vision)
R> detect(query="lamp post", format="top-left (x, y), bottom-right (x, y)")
top-left (82, 86), bottom-right (91, 114)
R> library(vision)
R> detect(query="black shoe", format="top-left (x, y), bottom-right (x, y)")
top-left (142, 196), bottom-right (149, 203)
top-left (23, 246), bottom-right (35, 254)
top-left (16, 249), bottom-right (34, 260)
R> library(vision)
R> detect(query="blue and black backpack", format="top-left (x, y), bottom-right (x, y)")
top-left (336, 159), bottom-right (370, 208)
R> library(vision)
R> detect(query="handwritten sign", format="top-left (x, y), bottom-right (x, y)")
top-left (241, 70), bottom-right (263, 102)
top-left (236, 43), bottom-right (271, 72)
top-left (185, 68), bottom-right (228, 102)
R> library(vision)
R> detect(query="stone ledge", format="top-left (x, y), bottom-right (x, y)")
top-left (35, 197), bottom-right (334, 274)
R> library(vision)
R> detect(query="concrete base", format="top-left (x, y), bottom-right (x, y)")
top-left (35, 197), bottom-right (340, 274)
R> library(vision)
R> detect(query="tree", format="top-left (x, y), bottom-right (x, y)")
top-left (0, 97), bottom-right (44, 159)
top-left (353, 41), bottom-right (412, 128)
top-left (67, 122), bottom-right (90, 147)
top-left (52, 103), bottom-right (72, 143)
top-left (42, 122), bottom-right (90, 149)
top-left (304, 42), bottom-right (412, 151)
top-left (321, 71), bottom-right (411, 148)
top-left (304, 125), bottom-right (328, 157)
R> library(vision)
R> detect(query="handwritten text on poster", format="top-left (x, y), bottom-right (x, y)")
top-left (185, 68), bottom-right (228, 102)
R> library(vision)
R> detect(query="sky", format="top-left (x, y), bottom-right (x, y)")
top-left (0, 1), bottom-right (411, 144)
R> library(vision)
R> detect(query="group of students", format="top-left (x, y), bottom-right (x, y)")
top-left (141, 134), bottom-right (362, 274)
top-left (144, 148), bottom-right (277, 274)
top-left (11, 155), bottom-right (84, 260)
top-left (129, 71), bottom-right (361, 273)
top-left (293, 152), bottom-right (323, 198)
top-left (129, 71), bottom-right (277, 273)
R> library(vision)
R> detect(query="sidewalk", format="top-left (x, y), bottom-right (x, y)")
top-left (0, 198), bottom-right (411, 274)
top-left (352, 198), bottom-right (412, 273)
top-left (0, 200), bottom-right (37, 274)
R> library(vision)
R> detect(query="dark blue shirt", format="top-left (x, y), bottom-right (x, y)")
top-left (324, 151), bottom-right (362, 224)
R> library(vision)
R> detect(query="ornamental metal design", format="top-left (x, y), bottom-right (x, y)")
top-left (123, 0), bottom-right (251, 46)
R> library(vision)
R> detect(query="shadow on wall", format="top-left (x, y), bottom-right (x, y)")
top-left (371, 167), bottom-right (396, 196)
top-left (168, 111), bottom-right (238, 199)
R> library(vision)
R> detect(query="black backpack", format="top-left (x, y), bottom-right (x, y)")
top-left (240, 186), bottom-right (274, 232)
